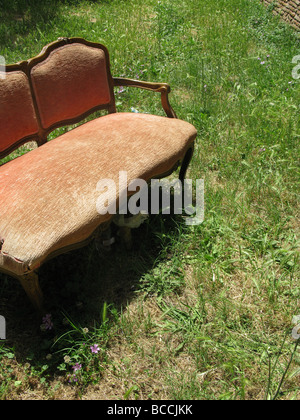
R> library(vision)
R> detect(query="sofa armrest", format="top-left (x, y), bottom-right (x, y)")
top-left (113, 77), bottom-right (177, 119)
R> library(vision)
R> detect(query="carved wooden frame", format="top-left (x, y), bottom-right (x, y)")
top-left (0, 37), bottom-right (194, 313)
top-left (113, 77), bottom-right (177, 118)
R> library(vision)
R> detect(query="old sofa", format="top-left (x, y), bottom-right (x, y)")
top-left (0, 37), bottom-right (197, 312)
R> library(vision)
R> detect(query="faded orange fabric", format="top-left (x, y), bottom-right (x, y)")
top-left (0, 113), bottom-right (196, 276)
top-left (0, 71), bottom-right (39, 154)
top-left (30, 43), bottom-right (111, 130)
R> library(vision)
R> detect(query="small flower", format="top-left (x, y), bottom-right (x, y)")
top-left (72, 363), bottom-right (82, 372)
top-left (259, 147), bottom-right (266, 153)
top-left (82, 327), bottom-right (89, 334)
top-left (68, 374), bottom-right (78, 383)
top-left (41, 314), bottom-right (53, 331)
top-left (260, 61), bottom-right (265, 65)
top-left (118, 86), bottom-right (125, 94)
top-left (90, 344), bottom-right (100, 354)
top-left (64, 355), bottom-right (71, 363)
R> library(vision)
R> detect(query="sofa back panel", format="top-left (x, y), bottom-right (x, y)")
top-left (0, 70), bottom-right (39, 156)
top-left (30, 42), bottom-right (113, 131)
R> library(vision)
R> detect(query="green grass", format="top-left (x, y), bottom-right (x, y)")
top-left (0, 0), bottom-right (299, 400)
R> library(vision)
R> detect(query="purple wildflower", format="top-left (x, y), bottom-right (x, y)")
top-left (68, 374), bottom-right (78, 383)
top-left (90, 344), bottom-right (100, 354)
top-left (41, 314), bottom-right (53, 331)
top-left (72, 363), bottom-right (82, 372)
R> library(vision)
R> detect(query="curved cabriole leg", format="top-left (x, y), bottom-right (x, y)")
top-left (179, 145), bottom-right (194, 183)
top-left (17, 271), bottom-right (44, 314)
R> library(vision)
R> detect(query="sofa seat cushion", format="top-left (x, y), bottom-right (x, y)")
top-left (0, 112), bottom-right (197, 276)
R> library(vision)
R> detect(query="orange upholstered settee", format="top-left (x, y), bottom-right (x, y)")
top-left (0, 37), bottom-right (197, 313)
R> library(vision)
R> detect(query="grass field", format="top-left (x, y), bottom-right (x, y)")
top-left (0, 0), bottom-right (299, 400)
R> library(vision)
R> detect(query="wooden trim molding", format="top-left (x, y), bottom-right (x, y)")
top-left (113, 77), bottom-right (177, 118)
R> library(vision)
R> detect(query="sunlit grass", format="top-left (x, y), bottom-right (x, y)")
top-left (0, 0), bottom-right (299, 400)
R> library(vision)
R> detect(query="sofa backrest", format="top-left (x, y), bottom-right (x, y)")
top-left (0, 38), bottom-right (116, 159)
top-left (0, 65), bottom-right (40, 157)
top-left (28, 38), bottom-right (115, 134)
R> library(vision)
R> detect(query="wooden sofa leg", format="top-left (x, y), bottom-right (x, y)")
top-left (18, 271), bottom-right (44, 314)
top-left (179, 145), bottom-right (194, 183)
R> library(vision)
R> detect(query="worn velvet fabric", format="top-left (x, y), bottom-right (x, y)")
top-left (0, 113), bottom-right (197, 276)
top-left (0, 71), bottom-right (39, 154)
top-left (30, 43), bottom-right (111, 130)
